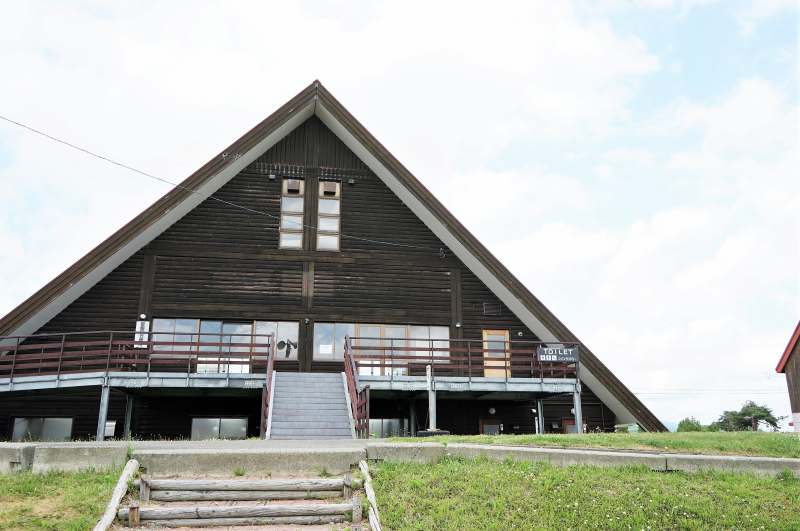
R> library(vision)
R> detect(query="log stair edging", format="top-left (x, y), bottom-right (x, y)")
top-left (120, 475), bottom-right (366, 528)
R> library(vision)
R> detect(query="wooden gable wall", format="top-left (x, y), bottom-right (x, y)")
top-left (35, 117), bottom-right (539, 368)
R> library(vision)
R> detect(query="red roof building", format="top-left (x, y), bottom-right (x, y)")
top-left (777, 320), bottom-right (800, 432)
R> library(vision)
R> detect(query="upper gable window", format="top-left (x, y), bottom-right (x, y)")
top-left (280, 178), bottom-right (305, 249)
top-left (317, 180), bottom-right (341, 251)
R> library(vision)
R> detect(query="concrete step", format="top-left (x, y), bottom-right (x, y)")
top-left (271, 421), bottom-right (350, 430)
top-left (270, 428), bottom-right (353, 436)
top-left (273, 389), bottom-right (345, 397)
top-left (270, 434), bottom-right (354, 440)
top-left (272, 403), bottom-right (349, 415)
top-left (272, 398), bottom-right (347, 406)
top-left (276, 373), bottom-right (343, 380)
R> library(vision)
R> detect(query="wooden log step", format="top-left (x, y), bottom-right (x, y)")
top-left (150, 489), bottom-right (341, 501)
top-left (118, 502), bottom-right (352, 521)
top-left (139, 514), bottom-right (347, 527)
top-left (142, 478), bottom-right (344, 492)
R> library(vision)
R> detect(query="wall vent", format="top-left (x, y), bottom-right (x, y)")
top-left (482, 302), bottom-right (502, 316)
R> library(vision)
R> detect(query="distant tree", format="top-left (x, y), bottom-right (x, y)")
top-left (676, 417), bottom-right (704, 432)
top-left (709, 401), bottom-right (784, 432)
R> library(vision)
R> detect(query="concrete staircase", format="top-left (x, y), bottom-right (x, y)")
top-left (268, 372), bottom-right (354, 440)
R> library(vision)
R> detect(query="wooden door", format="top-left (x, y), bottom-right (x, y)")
top-left (482, 329), bottom-right (510, 377)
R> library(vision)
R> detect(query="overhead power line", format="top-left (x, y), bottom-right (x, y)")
top-left (0, 114), bottom-right (444, 253)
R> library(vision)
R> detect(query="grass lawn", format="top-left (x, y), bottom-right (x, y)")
top-left (390, 432), bottom-right (800, 458)
top-left (373, 456), bottom-right (800, 530)
top-left (0, 468), bottom-right (119, 531)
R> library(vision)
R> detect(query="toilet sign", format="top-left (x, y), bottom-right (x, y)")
top-left (537, 346), bottom-right (579, 363)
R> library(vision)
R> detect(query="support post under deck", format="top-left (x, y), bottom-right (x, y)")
top-left (409, 399), bottom-right (417, 436)
top-left (572, 387), bottom-right (583, 434)
top-left (536, 399), bottom-right (544, 434)
top-left (123, 394), bottom-right (134, 439)
top-left (96, 385), bottom-right (111, 442)
top-left (427, 365), bottom-right (436, 431)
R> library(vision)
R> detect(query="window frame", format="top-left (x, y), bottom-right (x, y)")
top-left (279, 177), bottom-right (305, 249)
top-left (316, 180), bottom-right (341, 251)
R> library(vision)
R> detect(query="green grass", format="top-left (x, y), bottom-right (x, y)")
top-left (390, 432), bottom-right (800, 458)
top-left (0, 468), bottom-right (119, 530)
top-left (373, 457), bottom-right (800, 530)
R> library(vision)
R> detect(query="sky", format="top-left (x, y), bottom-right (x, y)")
top-left (0, 1), bottom-right (797, 430)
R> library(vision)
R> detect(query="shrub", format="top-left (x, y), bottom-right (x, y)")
top-left (677, 417), bottom-right (704, 432)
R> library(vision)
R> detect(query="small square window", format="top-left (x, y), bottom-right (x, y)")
top-left (318, 198), bottom-right (340, 215)
top-left (281, 214), bottom-right (303, 231)
top-left (280, 232), bottom-right (303, 249)
top-left (281, 196), bottom-right (304, 213)
top-left (317, 234), bottom-right (339, 251)
top-left (317, 216), bottom-right (339, 232)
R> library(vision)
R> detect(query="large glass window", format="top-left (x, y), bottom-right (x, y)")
top-left (254, 321), bottom-right (300, 360)
top-left (317, 180), bottom-right (341, 251)
top-left (148, 318), bottom-right (299, 370)
top-left (197, 321), bottom-right (253, 373)
top-left (352, 324), bottom-right (450, 376)
top-left (152, 318), bottom-right (199, 352)
top-left (191, 417), bottom-right (247, 440)
top-left (12, 417), bottom-right (73, 442)
top-left (313, 322), bottom-right (355, 360)
top-left (279, 178), bottom-right (304, 249)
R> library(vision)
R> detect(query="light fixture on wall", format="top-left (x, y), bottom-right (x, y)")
top-left (488, 407), bottom-right (496, 415)
top-left (455, 322), bottom-right (462, 328)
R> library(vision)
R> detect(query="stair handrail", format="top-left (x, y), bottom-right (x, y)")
top-left (344, 336), bottom-right (370, 438)
top-left (259, 333), bottom-right (276, 438)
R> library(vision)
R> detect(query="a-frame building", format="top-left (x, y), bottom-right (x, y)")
top-left (0, 81), bottom-right (665, 441)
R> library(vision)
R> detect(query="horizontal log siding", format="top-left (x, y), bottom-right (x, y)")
top-left (0, 388), bottom-right (127, 441)
top-left (460, 268), bottom-right (538, 341)
top-left (132, 394), bottom-right (262, 439)
top-left (151, 256), bottom-right (303, 315)
top-left (313, 262), bottom-right (451, 322)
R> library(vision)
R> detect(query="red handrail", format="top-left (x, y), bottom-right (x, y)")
top-left (345, 337), bottom-right (580, 380)
top-left (260, 334), bottom-right (277, 438)
top-left (344, 336), bottom-right (370, 438)
top-left (0, 330), bottom-right (275, 382)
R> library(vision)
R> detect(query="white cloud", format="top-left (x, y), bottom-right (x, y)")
top-left (737, 0), bottom-right (798, 34)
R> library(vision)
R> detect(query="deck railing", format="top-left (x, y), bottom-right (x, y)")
top-left (343, 337), bottom-right (580, 382)
top-left (0, 330), bottom-right (276, 381)
top-left (343, 337), bottom-right (370, 438)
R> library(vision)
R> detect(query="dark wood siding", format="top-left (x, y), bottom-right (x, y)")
top-left (786, 347), bottom-right (800, 413)
top-left (36, 255), bottom-right (143, 335)
top-left (0, 389), bottom-right (127, 441)
top-left (151, 256), bottom-right (303, 318)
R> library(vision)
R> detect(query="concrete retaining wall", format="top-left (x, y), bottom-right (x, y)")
top-left (444, 443), bottom-right (668, 471)
top-left (32, 444), bottom-right (128, 473)
top-left (0, 443), bottom-right (36, 472)
top-left (366, 442), bottom-right (446, 464)
top-left (1, 441), bottom-right (797, 477)
top-left (133, 448), bottom-right (367, 476)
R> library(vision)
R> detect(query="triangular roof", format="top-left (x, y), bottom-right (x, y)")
top-left (0, 80), bottom-right (666, 431)
top-left (777, 320), bottom-right (800, 373)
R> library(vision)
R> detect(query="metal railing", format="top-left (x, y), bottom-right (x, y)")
top-left (343, 337), bottom-right (370, 438)
top-left (0, 330), bottom-right (276, 381)
top-left (343, 337), bottom-right (580, 382)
